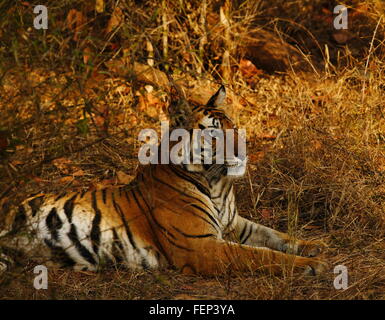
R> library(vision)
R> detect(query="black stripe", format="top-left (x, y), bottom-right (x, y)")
top-left (44, 239), bottom-right (75, 267)
top-left (132, 187), bottom-right (167, 233)
top-left (170, 166), bottom-right (211, 198)
top-left (132, 189), bottom-right (177, 242)
top-left (112, 192), bottom-right (138, 250)
top-left (132, 188), bottom-right (190, 256)
top-left (164, 236), bottom-right (194, 252)
top-left (124, 189), bottom-right (131, 203)
top-left (127, 178), bottom-right (173, 267)
top-left (91, 191), bottom-right (102, 255)
top-left (132, 187), bottom-right (153, 213)
top-left (240, 223), bottom-right (250, 243)
top-left (189, 203), bottom-right (220, 229)
top-left (63, 194), bottom-right (77, 222)
top-left (111, 228), bottom-right (125, 263)
top-left (172, 226), bottom-right (215, 239)
top-left (46, 208), bottom-right (62, 242)
top-left (218, 183), bottom-right (232, 210)
top-left (28, 196), bottom-right (44, 217)
top-left (179, 199), bottom-right (219, 230)
top-left (238, 223), bottom-right (247, 242)
top-left (151, 173), bottom-right (220, 230)
top-left (11, 205), bottom-right (27, 233)
top-left (80, 190), bottom-right (87, 198)
top-left (54, 192), bottom-right (67, 202)
top-left (131, 189), bottom-right (149, 215)
top-left (216, 187), bottom-right (230, 216)
top-left (134, 194), bottom-right (193, 253)
top-left (141, 257), bottom-right (150, 270)
top-left (241, 224), bottom-right (253, 244)
top-left (102, 189), bottom-right (107, 204)
top-left (152, 175), bottom-right (213, 215)
top-left (225, 205), bottom-right (237, 231)
top-left (67, 224), bottom-right (97, 265)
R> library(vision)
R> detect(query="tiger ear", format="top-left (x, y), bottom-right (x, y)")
top-left (206, 85), bottom-right (226, 108)
top-left (167, 82), bottom-right (193, 128)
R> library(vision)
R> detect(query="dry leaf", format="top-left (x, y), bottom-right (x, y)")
top-left (311, 95), bottom-right (329, 108)
top-left (311, 140), bottom-right (322, 151)
top-left (52, 158), bottom-right (73, 173)
top-left (66, 9), bottom-right (87, 41)
top-left (258, 134), bottom-right (277, 140)
top-left (116, 171), bottom-right (134, 184)
top-left (72, 169), bottom-right (85, 177)
top-left (32, 176), bottom-right (47, 184)
top-left (260, 208), bottom-right (279, 224)
top-left (93, 104), bottom-right (109, 133)
top-left (376, 157), bottom-right (385, 172)
top-left (239, 58), bottom-right (262, 80)
top-left (332, 31), bottom-right (352, 45)
top-left (95, 0), bottom-right (104, 13)
top-left (137, 90), bottom-right (165, 118)
top-left (95, 179), bottom-right (117, 189)
top-left (106, 6), bottom-right (123, 34)
top-left (261, 208), bottom-right (273, 220)
top-left (10, 160), bottom-right (23, 166)
top-left (83, 46), bottom-right (92, 65)
top-left (248, 151), bottom-right (266, 163)
top-left (58, 176), bottom-right (74, 184)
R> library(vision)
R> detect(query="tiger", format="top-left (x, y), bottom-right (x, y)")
top-left (0, 85), bottom-right (327, 276)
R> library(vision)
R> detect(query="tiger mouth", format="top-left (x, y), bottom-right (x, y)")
top-left (226, 163), bottom-right (240, 168)
top-left (225, 157), bottom-right (247, 168)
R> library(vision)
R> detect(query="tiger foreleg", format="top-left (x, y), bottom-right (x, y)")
top-left (234, 216), bottom-right (326, 257)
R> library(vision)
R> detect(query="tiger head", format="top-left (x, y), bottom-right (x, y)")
top-left (167, 85), bottom-right (247, 179)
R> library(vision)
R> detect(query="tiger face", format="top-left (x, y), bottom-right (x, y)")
top-left (170, 85), bottom-right (247, 178)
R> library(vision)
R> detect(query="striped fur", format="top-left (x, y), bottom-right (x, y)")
top-left (0, 86), bottom-right (327, 275)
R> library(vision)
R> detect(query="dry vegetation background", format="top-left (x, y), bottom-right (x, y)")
top-left (0, 0), bottom-right (384, 300)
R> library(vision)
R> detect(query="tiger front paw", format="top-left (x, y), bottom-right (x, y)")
top-left (303, 258), bottom-right (329, 276)
top-left (298, 240), bottom-right (327, 257)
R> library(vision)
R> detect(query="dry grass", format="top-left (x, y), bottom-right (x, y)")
top-left (0, 0), bottom-right (384, 300)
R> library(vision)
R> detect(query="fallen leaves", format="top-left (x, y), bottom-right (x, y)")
top-left (239, 58), bottom-right (263, 86)
top-left (332, 30), bottom-right (353, 45)
top-left (57, 176), bottom-right (75, 185)
top-left (116, 171), bottom-right (135, 184)
top-left (248, 151), bottom-right (266, 164)
top-left (106, 5), bottom-right (124, 34)
top-left (49, 158), bottom-right (86, 185)
top-left (66, 9), bottom-right (87, 42)
top-left (311, 140), bottom-right (322, 151)
top-left (88, 171), bottom-right (135, 191)
top-left (52, 157), bottom-right (73, 174)
top-left (95, 0), bottom-right (105, 14)
top-left (137, 88), bottom-right (166, 119)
